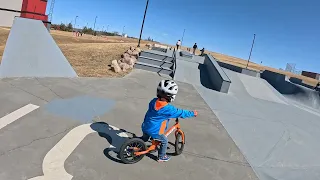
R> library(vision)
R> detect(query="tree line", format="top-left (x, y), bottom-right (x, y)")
top-left (51, 23), bottom-right (121, 36)
top-left (50, 22), bottom-right (156, 41)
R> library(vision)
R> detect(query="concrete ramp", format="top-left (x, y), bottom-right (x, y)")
top-left (175, 60), bottom-right (320, 180)
top-left (237, 72), bottom-right (288, 105)
top-left (283, 85), bottom-right (320, 115)
top-left (261, 70), bottom-right (320, 112)
top-left (0, 17), bottom-right (77, 78)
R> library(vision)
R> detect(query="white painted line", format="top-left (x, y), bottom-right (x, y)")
top-left (29, 123), bottom-right (129, 180)
top-left (0, 104), bottom-right (39, 130)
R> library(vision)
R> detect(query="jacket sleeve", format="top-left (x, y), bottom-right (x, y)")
top-left (162, 104), bottom-right (195, 119)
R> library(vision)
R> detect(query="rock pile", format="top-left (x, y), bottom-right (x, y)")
top-left (111, 46), bottom-right (141, 73)
top-left (145, 44), bottom-right (152, 49)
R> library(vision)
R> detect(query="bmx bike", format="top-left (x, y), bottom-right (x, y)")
top-left (119, 118), bottom-right (185, 164)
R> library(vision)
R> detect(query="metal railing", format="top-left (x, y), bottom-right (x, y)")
top-left (172, 48), bottom-right (177, 77)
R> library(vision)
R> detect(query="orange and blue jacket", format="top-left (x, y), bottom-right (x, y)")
top-left (141, 98), bottom-right (196, 138)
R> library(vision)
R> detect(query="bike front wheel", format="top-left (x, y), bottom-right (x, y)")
top-left (119, 138), bottom-right (146, 164)
top-left (175, 132), bottom-right (185, 155)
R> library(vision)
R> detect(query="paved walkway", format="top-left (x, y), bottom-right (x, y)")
top-left (0, 70), bottom-right (257, 180)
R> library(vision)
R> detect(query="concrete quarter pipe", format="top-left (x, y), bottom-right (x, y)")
top-left (0, 17), bottom-right (77, 78)
top-left (174, 56), bottom-right (320, 180)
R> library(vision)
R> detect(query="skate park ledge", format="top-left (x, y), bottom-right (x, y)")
top-left (261, 70), bottom-right (316, 91)
top-left (217, 61), bottom-right (261, 77)
top-left (204, 54), bottom-right (231, 93)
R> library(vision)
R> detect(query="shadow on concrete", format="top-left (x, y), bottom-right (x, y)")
top-left (217, 61), bottom-right (242, 73)
top-left (261, 70), bottom-right (320, 109)
top-left (271, 80), bottom-right (306, 95)
top-left (261, 70), bottom-right (305, 95)
top-left (90, 122), bottom-right (175, 163)
top-left (90, 122), bottom-right (137, 164)
top-left (198, 63), bottom-right (216, 91)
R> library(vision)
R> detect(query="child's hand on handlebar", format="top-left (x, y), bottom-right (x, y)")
top-left (193, 110), bottom-right (198, 117)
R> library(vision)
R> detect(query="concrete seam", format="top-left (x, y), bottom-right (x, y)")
top-left (184, 151), bottom-right (250, 167)
top-left (35, 78), bottom-right (64, 99)
top-left (3, 79), bottom-right (49, 102)
top-left (0, 126), bottom-right (76, 158)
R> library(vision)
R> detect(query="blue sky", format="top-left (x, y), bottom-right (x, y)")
top-left (47, 0), bottom-right (320, 73)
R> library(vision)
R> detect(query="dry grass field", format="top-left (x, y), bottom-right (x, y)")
top-left (0, 27), bottom-right (318, 86)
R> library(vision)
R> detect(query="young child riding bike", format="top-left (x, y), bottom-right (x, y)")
top-left (141, 80), bottom-right (198, 162)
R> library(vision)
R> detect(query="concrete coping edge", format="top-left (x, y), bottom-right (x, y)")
top-left (205, 54), bottom-right (231, 83)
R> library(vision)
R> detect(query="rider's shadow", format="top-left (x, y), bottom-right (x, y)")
top-left (90, 122), bottom-right (176, 163)
top-left (90, 122), bottom-right (137, 164)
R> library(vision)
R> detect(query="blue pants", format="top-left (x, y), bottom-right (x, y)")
top-left (141, 133), bottom-right (168, 158)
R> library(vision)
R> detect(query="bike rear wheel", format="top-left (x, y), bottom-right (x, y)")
top-left (119, 138), bottom-right (146, 164)
top-left (175, 132), bottom-right (185, 155)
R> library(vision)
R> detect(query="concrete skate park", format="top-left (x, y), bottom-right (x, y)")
top-left (1, 17), bottom-right (320, 180)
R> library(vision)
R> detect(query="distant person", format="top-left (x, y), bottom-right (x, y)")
top-left (193, 43), bottom-right (198, 55)
top-left (176, 40), bottom-right (181, 50)
top-left (200, 47), bottom-right (205, 56)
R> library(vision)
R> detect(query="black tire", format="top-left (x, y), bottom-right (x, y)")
top-left (119, 138), bottom-right (147, 164)
top-left (175, 132), bottom-right (185, 155)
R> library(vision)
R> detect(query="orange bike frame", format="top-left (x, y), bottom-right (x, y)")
top-left (134, 121), bottom-right (185, 156)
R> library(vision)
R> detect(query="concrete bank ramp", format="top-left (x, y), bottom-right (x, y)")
top-left (261, 70), bottom-right (320, 113)
top-left (0, 17), bottom-right (77, 78)
top-left (284, 86), bottom-right (320, 109)
top-left (175, 62), bottom-right (320, 180)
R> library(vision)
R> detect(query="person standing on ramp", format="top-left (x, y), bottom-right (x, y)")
top-left (193, 43), bottom-right (198, 55)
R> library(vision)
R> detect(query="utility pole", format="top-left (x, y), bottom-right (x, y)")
top-left (47, 0), bottom-right (55, 31)
top-left (122, 26), bottom-right (126, 36)
top-left (93, 16), bottom-right (98, 32)
top-left (246, 34), bottom-right (256, 69)
top-left (181, 29), bottom-right (186, 46)
top-left (137, 0), bottom-right (150, 47)
top-left (74, 16), bottom-right (78, 31)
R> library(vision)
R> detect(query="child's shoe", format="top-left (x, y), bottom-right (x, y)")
top-left (158, 155), bottom-right (171, 162)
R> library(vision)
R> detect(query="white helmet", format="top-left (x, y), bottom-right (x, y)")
top-left (157, 80), bottom-right (178, 102)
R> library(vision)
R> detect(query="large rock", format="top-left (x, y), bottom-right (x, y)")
top-left (132, 50), bottom-right (140, 56)
top-left (123, 56), bottom-right (132, 65)
top-left (126, 49), bottom-right (133, 55)
top-left (119, 63), bottom-right (131, 72)
top-left (121, 53), bottom-right (130, 59)
top-left (135, 48), bottom-right (141, 53)
top-left (119, 62), bottom-right (125, 69)
top-left (111, 60), bottom-right (121, 73)
top-left (130, 57), bottom-right (137, 63)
